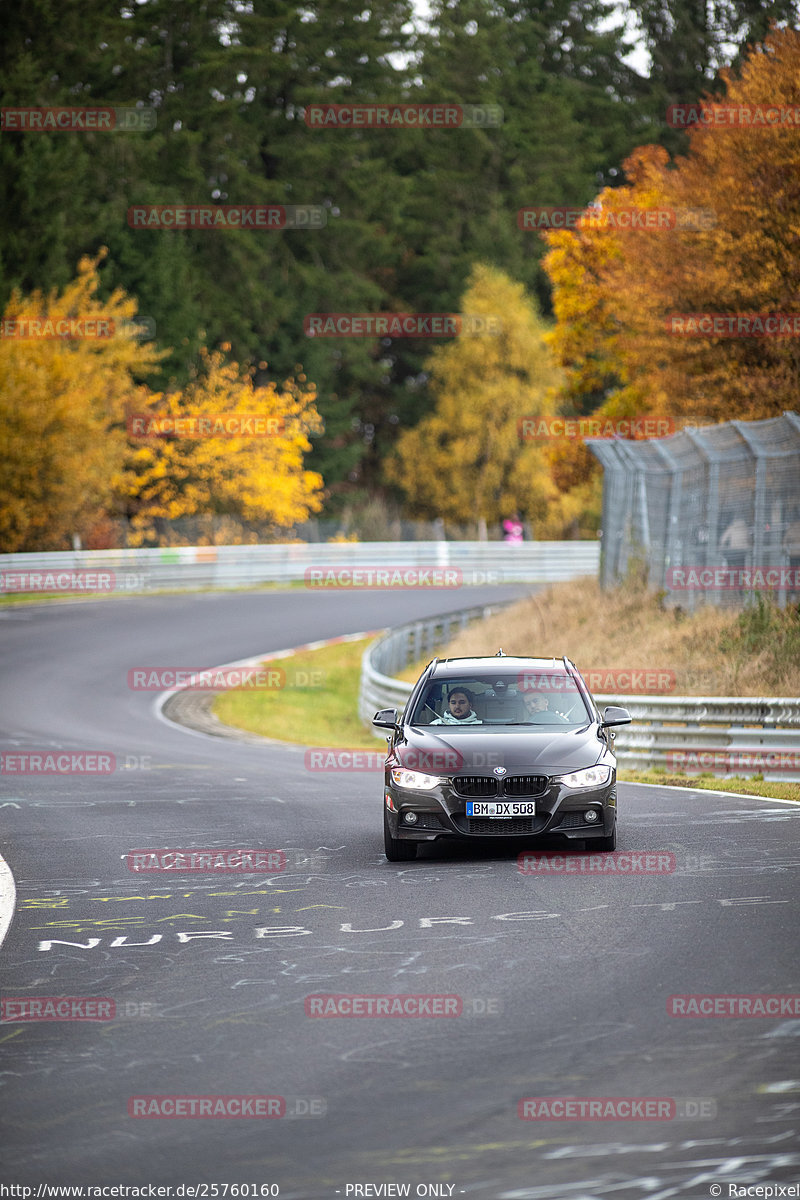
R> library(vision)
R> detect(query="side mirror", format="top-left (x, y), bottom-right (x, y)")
top-left (601, 705), bottom-right (632, 728)
top-left (373, 708), bottom-right (400, 731)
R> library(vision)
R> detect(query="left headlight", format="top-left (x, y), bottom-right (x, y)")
top-left (555, 764), bottom-right (612, 789)
top-left (390, 768), bottom-right (444, 790)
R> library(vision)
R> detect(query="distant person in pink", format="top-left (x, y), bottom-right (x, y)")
top-left (503, 516), bottom-right (523, 543)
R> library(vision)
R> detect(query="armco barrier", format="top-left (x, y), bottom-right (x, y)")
top-left (360, 620), bottom-right (800, 782)
top-left (608, 695), bottom-right (800, 782)
top-left (0, 541), bottom-right (599, 593)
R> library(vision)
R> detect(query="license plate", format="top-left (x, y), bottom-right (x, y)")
top-left (467, 801), bottom-right (536, 818)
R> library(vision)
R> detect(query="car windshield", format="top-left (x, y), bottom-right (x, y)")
top-left (408, 670), bottom-right (592, 727)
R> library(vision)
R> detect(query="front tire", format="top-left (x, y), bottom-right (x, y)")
top-left (589, 822), bottom-right (616, 852)
top-left (384, 809), bottom-right (417, 861)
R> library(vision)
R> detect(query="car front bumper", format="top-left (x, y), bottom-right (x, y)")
top-left (384, 774), bottom-right (616, 843)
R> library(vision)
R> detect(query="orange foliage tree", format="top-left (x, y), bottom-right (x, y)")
top-left (543, 24), bottom-right (800, 428)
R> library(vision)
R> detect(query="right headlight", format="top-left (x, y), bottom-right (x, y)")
top-left (390, 768), bottom-right (444, 791)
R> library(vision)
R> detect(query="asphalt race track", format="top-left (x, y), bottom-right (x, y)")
top-left (1, 588), bottom-right (799, 1197)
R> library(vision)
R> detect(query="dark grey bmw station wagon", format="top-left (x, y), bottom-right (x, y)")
top-left (374, 652), bottom-right (632, 861)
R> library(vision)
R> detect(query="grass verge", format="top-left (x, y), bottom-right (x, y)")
top-left (618, 768), bottom-right (798, 802)
top-left (0, 581), bottom-right (301, 606)
top-left (213, 636), bottom-right (383, 750)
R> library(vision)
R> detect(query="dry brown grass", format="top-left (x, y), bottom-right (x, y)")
top-left (403, 576), bottom-right (800, 697)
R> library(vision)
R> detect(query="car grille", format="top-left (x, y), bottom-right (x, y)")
top-left (452, 775), bottom-right (547, 798)
top-left (467, 818), bottom-right (536, 835)
top-left (503, 775), bottom-right (548, 796)
top-left (452, 776), bottom-right (499, 797)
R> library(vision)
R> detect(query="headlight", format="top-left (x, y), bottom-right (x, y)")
top-left (390, 768), bottom-right (444, 790)
top-left (556, 765), bottom-right (612, 789)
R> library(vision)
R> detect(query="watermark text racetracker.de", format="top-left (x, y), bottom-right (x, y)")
top-left (304, 994), bottom-right (501, 1018)
top-left (518, 851), bottom-right (677, 875)
top-left (126, 849), bottom-right (286, 873)
top-left (667, 101), bottom-right (800, 128)
top-left (304, 313), bottom-right (501, 337)
top-left (303, 748), bottom-right (505, 773)
top-left (519, 416), bottom-right (674, 441)
top-left (1, 752), bottom-right (115, 775)
top-left (582, 668), bottom-right (675, 694)
top-left (127, 1094), bottom-right (325, 1118)
top-left (1, 106), bottom-right (155, 131)
top-left (305, 994), bottom-right (460, 1017)
top-left (304, 750), bottom-right (385, 773)
top-left (1, 997), bottom-right (115, 1021)
top-left (668, 994), bottom-right (800, 1017)
top-left (518, 1096), bottom-right (717, 1120)
top-left (128, 205), bottom-right (325, 229)
top-left (0, 571), bottom-right (148, 594)
top-left (128, 666), bottom-right (324, 690)
top-left (305, 566), bottom-right (459, 589)
top-left (1, 317), bottom-right (115, 339)
top-left (667, 749), bottom-right (800, 774)
top-left (666, 313), bottom-right (800, 337)
top-left (518, 205), bottom-right (716, 232)
top-left (304, 102), bottom-right (502, 128)
top-left (304, 567), bottom-right (502, 588)
top-left (0, 316), bottom-right (156, 341)
top-left (128, 667), bottom-right (288, 691)
top-left (127, 414), bottom-right (288, 438)
top-left (0, 998), bottom-right (165, 1022)
top-left (666, 566), bottom-right (800, 590)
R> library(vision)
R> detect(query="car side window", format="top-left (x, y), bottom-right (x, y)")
top-left (414, 686), bottom-right (442, 723)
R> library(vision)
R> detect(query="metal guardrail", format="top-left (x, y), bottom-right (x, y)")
top-left (601, 695), bottom-right (800, 782)
top-left (360, 617), bottom-right (800, 782)
top-left (0, 541), bottom-right (599, 592)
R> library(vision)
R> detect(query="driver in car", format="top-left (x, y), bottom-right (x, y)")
top-left (431, 687), bottom-right (481, 724)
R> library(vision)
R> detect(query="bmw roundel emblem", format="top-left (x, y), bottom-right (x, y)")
top-left (493, 766), bottom-right (507, 776)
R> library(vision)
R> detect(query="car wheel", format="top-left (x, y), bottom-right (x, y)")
top-left (384, 809), bottom-right (418, 861)
top-left (590, 823), bottom-right (616, 852)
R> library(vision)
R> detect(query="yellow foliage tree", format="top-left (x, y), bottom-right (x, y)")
top-left (0, 255), bottom-right (325, 551)
top-left (0, 252), bottom-right (164, 551)
top-left (120, 349), bottom-right (324, 546)
top-left (385, 265), bottom-right (562, 531)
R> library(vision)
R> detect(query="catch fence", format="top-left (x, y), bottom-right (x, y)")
top-left (587, 411), bottom-right (800, 608)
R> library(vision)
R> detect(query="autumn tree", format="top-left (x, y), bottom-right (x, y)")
top-left (615, 25), bottom-right (800, 423)
top-left (0, 253), bottom-right (164, 552)
top-left (543, 24), bottom-right (800, 427)
top-left (119, 349), bottom-right (324, 546)
top-left (0, 256), bottom-right (325, 551)
top-left (385, 265), bottom-right (562, 531)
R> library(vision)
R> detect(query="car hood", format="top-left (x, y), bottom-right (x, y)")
top-left (395, 725), bottom-right (607, 776)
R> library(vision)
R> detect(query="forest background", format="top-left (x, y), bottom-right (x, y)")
top-left (1, 0), bottom-right (798, 550)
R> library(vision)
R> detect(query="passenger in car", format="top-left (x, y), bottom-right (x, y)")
top-left (520, 690), bottom-right (566, 722)
top-left (430, 687), bottom-right (481, 724)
